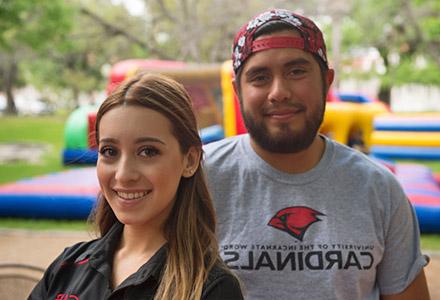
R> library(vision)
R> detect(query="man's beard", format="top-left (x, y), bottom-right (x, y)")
top-left (241, 101), bottom-right (325, 154)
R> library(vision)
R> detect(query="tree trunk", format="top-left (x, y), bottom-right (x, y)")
top-left (378, 85), bottom-right (391, 106)
top-left (376, 46), bottom-right (391, 106)
top-left (3, 60), bottom-right (18, 115)
top-left (72, 87), bottom-right (80, 109)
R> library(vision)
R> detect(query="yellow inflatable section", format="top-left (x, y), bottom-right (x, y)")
top-left (371, 131), bottom-right (440, 147)
top-left (320, 102), bottom-right (387, 148)
top-left (221, 60), bottom-right (237, 137)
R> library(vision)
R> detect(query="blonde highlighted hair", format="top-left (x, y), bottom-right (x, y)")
top-left (91, 73), bottom-right (224, 299)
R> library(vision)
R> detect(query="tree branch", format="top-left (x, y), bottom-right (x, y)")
top-left (79, 6), bottom-right (169, 59)
top-left (154, 0), bottom-right (177, 22)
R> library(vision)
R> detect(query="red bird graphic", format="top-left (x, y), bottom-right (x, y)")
top-left (268, 206), bottom-right (325, 241)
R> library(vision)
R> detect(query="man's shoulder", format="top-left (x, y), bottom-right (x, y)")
top-left (331, 139), bottom-right (396, 178)
top-left (203, 135), bottom-right (245, 159)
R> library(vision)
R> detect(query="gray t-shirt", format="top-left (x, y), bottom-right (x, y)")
top-left (203, 134), bottom-right (427, 300)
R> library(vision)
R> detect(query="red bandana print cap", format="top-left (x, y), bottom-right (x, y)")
top-left (232, 9), bottom-right (328, 75)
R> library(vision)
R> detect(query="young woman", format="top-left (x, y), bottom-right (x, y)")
top-left (29, 73), bottom-right (243, 300)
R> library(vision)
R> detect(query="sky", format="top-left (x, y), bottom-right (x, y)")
top-left (110, 0), bottom-right (145, 16)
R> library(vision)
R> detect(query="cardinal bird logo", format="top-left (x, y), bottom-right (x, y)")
top-left (268, 206), bottom-right (325, 241)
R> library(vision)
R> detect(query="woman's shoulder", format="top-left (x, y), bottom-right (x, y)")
top-left (46, 237), bottom-right (102, 272)
top-left (60, 238), bottom-right (100, 258)
top-left (202, 262), bottom-right (243, 299)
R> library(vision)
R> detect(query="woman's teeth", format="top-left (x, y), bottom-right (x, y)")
top-left (117, 191), bottom-right (149, 200)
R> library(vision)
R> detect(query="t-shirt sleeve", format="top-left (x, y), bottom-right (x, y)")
top-left (376, 177), bottom-right (428, 295)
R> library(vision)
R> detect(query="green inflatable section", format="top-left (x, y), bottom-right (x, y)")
top-left (64, 105), bottom-right (98, 149)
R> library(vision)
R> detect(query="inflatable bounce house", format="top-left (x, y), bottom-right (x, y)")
top-left (0, 167), bottom-right (98, 219)
top-left (1, 60), bottom-right (439, 232)
top-left (63, 59), bottom-right (225, 165)
top-left (371, 113), bottom-right (440, 160)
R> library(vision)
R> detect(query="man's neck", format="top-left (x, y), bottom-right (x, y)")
top-left (250, 135), bottom-right (326, 174)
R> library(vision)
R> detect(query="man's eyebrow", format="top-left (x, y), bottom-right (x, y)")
top-left (244, 66), bottom-right (268, 78)
top-left (285, 58), bottom-right (312, 67)
top-left (244, 57), bottom-right (313, 78)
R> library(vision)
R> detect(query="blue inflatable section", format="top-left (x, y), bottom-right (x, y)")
top-left (415, 205), bottom-right (440, 233)
top-left (374, 120), bottom-right (440, 132)
top-left (1, 162), bottom-right (439, 232)
top-left (63, 149), bottom-right (98, 165)
top-left (371, 146), bottom-right (440, 160)
top-left (199, 125), bottom-right (224, 144)
top-left (337, 93), bottom-right (373, 103)
top-left (0, 194), bottom-right (95, 219)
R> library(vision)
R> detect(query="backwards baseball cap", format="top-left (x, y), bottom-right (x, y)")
top-left (232, 9), bottom-right (328, 75)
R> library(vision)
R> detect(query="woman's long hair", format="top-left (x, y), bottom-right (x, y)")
top-left (90, 73), bottom-right (221, 299)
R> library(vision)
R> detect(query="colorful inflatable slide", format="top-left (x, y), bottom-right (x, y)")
top-left (371, 113), bottom-right (440, 160)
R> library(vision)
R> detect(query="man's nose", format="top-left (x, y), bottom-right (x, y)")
top-left (268, 76), bottom-right (291, 102)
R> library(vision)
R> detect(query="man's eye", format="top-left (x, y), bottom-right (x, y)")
top-left (254, 75), bottom-right (267, 81)
top-left (99, 147), bottom-right (117, 157)
top-left (139, 147), bottom-right (160, 157)
top-left (249, 74), bottom-right (270, 85)
top-left (290, 69), bottom-right (306, 76)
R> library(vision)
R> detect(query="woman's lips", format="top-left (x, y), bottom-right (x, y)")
top-left (114, 190), bottom-right (152, 207)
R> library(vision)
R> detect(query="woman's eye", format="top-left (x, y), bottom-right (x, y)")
top-left (139, 147), bottom-right (160, 157)
top-left (99, 147), bottom-right (117, 157)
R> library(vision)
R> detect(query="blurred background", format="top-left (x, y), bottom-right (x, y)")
top-left (0, 0), bottom-right (439, 298)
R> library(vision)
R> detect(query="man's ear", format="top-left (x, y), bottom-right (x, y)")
top-left (326, 68), bottom-right (335, 86)
top-left (232, 77), bottom-right (239, 96)
top-left (182, 146), bottom-right (201, 178)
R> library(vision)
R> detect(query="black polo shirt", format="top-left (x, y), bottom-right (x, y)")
top-left (28, 223), bottom-right (243, 299)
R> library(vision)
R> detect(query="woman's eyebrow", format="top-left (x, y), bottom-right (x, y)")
top-left (99, 137), bottom-right (118, 144)
top-left (99, 137), bottom-right (166, 145)
top-left (134, 136), bottom-right (166, 145)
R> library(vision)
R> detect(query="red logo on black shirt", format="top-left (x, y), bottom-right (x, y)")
top-left (55, 294), bottom-right (79, 300)
top-left (268, 206), bottom-right (325, 241)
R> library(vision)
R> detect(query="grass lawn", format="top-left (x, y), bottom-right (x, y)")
top-left (421, 234), bottom-right (440, 251)
top-left (1, 115), bottom-right (440, 251)
top-left (0, 218), bottom-right (89, 231)
top-left (0, 115), bottom-right (68, 184)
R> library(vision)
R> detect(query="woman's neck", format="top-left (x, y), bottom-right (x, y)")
top-left (119, 224), bottom-right (167, 255)
top-left (111, 224), bottom-right (167, 289)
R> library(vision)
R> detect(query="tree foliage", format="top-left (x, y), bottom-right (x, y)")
top-left (1, 0), bottom-right (438, 113)
top-left (0, 0), bottom-right (153, 112)
top-left (24, 1), bottom-right (152, 107)
top-left (0, 0), bottom-right (73, 114)
top-left (339, 0), bottom-right (440, 102)
top-left (142, 0), bottom-right (333, 62)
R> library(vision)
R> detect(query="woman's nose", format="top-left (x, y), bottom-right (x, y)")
top-left (114, 155), bottom-right (140, 183)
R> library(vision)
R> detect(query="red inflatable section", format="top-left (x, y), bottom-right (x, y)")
top-left (106, 59), bottom-right (186, 95)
